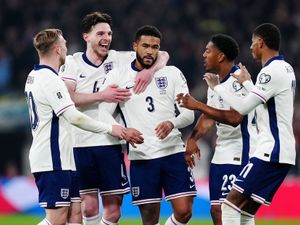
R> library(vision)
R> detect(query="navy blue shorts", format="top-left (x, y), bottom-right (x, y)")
top-left (130, 152), bottom-right (197, 205)
top-left (233, 157), bottom-right (291, 205)
top-left (34, 170), bottom-right (73, 208)
top-left (74, 145), bottom-right (130, 196)
top-left (209, 163), bottom-right (243, 205)
top-left (70, 171), bottom-right (80, 203)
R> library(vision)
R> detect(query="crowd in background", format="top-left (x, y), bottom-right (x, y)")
top-left (0, 0), bottom-right (299, 175)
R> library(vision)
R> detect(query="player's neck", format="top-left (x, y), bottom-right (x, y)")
top-left (261, 50), bottom-right (279, 67)
top-left (39, 58), bottom-right (60, 73)
top-left (86, 49), bottom-right (106, 66)
top-left (218, 62), bottom-right (234, 81)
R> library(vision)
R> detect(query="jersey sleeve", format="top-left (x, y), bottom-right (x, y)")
top-left (114, 51), bottom-right (136, 67)
top-left (59, 55), bottom-right (79, 83)
top-left (98, 68), bottom-right (121, 123)
top-left (43, 75), bottom-right (75, 116)
top-left (251, 69), bottom-right (280, 103)
top-left (173, 68), bottom-right (190, 97)
top-left (206, 88), bottom-right (214, 106)
top-left (169, 67), bottom-right (194, 128)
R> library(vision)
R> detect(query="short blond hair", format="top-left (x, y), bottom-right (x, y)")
top-left (33, 28), bottom-right (62, 56)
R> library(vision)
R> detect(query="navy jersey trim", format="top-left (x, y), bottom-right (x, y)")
top-left (131, 60), bottom-right (141, 72)
top-left (263, 55), bottom-right (284, 68)
top-left (221, 65), bottom-right (239, 83)
top-left (267, 97), bottom-right (280, 162)
top-left (82, 52), bottom-right (101, 68)
top-left (50, 111), bottom-right (62, 170)
top-left (33, 64), bottom-right (58, 75)
top-left (240, 115), bottom-right (250, 164)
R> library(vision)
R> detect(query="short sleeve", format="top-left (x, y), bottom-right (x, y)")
top-left (43, 75), bottom-right (74, 116)
top-left (99, 68), bottom-right (121, 91)
top-left (59, 55), bottom-right (79, 83)
top-left (173, 67), bottom-right (190, 97)
top-left (114, 51), bottom-right (136, 67)
top-left (252, 70), bottom-right (279, 103)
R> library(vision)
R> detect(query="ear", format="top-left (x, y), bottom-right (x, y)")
top-left (218, 52), bottom-right (225, 63)
top-left (133, 42), bottom-right (137, 52)
top-left (53, 44), bottom-right (61, 55)
top-left (258, 37), bottom-right (264, 48)
top-left (83, 33), bottom-right (89, 42)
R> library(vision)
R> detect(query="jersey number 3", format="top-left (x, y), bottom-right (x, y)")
top-left (146, 96), bottom-right (155, 112)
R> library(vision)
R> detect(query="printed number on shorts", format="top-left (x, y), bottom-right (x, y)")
top-left (239, 163), bottom-right (254, 178)
top-left (25, 91), bottom-right (39, 130)
top-left (221, 174), bottom-right (236, 192)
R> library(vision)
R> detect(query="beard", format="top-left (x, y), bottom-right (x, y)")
top-left (59, 55), bottom-right (65, 67)
top-left (136, 53), bottom-right (157, 69)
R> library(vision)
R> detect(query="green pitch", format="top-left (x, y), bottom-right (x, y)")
top-left (0, 215), bottom-right (299, 225)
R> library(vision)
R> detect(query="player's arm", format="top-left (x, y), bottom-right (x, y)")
top-left (62, 106), bottom-right (126, 139)
top-left (177, 93), bottom-right (243, 127)
top-left (155, 69), bottom-right (194, 139)
top-left (63, 80), bottom-right (131, 107)
top-left (134, 51), bottom-right (169, 94)
top-left (186, 114), bottom-right (215, 168)
top-left (204, 73), bottom-right (262, 115)
top-left (98, 74), bottom-right (144, 147)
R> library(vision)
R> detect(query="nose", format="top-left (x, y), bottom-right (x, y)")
top-left (102, 33), bottom-right (111, 41)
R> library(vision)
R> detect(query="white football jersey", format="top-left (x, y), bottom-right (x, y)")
top-left (207, 66), bottom-right (257, 165)
top-left (25, 65), bottom-right (76, 173)
top-left (99, 61), bottom-right (194, 160)
top-left (59, 50), bottom-right (135, 147)
top-left (250, 56), bottom-right (296, 165)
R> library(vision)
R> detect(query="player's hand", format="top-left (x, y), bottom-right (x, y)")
top-left (125, 128), bottom-right (144, 148)
top-left (111, 125), bottom-right (127, 139)
top-left (185, 138), bottom-right (201, 168)
top-left (176, 93), bottom-right (199, 110)
top-left (203, 73), bottom-right (219, 90)
top-left (231, 62), bottom-right (251, 84)
top-left (155, 121), bottom-right (174, 140)
top-left (133, 69), bottom-right (153, 94)
top-left (99, 84), bottom-right (131, 102)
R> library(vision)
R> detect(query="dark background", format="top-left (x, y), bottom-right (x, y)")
top-left (0, 0), bottom-right (299, 176)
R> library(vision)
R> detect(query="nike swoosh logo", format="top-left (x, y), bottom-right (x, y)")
top-left (189, 184), bottom-right (195, 189)
top-left (221, 192), bottom-right (229, 196)
top-left (126, 85), bottom-right (134, 89)
top-left (235, 179), bottom-right (244, 182)
top-left (79, 74), bottom-right (86, 78)
top-left (121, 181), bottom-right (129, 186)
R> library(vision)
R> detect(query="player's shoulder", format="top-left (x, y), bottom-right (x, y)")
top-left (107, 50), bottom-right (135, 62)
top-left (64, 52), bottom-right (83, 64)
top-left (158, 65), bottom-right (181, 74)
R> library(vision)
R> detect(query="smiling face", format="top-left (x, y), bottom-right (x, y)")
top-left (202, 41), bottom-right (222, 73)
top-left (84, 22), bottom-right (112, 59)
top-left (133, 35), bottom-right (160, 69)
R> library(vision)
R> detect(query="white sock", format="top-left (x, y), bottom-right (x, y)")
top-left (101, 217), bottom-right (118, 225)
top-left (221, 201), bottom-right (241, 225)
top-left (37, 218), bottom-right (52, 225)
top-left (83, 214), bottom-right (101, 225)
top-left (241, 211), bottom-right (255, 225)
top-left (164, 214), bottom-right (186, 225)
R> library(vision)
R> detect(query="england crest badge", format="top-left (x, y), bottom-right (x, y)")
top-left (155, 77), bottom-right (168, 94)
top-left (60, 188), bottom-right (69, 199)
top-left (103, 62), bottom-right (113, 74)
top-left (131, 187), bottom-right (140, 197)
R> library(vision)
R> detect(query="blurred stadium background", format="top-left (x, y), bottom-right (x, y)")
top-left (0, 0), bottom-right (300, 224)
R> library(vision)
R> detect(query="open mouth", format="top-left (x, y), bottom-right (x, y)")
top-left (99, 43), bottom-right (109, 50)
